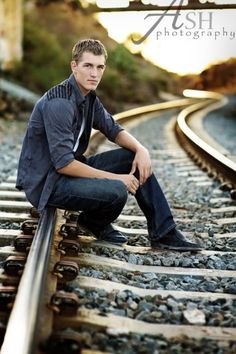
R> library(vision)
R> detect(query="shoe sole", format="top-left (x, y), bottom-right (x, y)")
top-left (152, 243), bottom-right (202, 252)
top-left (100, 239), bottom-right (128, 245)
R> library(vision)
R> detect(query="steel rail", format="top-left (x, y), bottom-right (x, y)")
top-left (1, 207), bottom-right (57, 354)
top-left (88, 97), bottom-right (199, 152)
top-left (0, 79), bottom-right (40, 105)
top-left (113, 98), bottom-right (197, 122)
top-left (177, 89), bottom-right (236, 188)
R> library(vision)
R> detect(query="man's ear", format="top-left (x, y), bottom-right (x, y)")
top-left (71, 60), bottom-right (78, 73)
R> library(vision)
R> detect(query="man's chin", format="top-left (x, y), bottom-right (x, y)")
top-left (87, 85), bottom-right (98, 91)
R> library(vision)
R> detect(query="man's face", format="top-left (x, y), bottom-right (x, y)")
top-left (71, 52), bottom-right (106, 95)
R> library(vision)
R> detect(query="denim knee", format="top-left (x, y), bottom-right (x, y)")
top-left (110, 180), bottom-right (128, 206)
top-left (121, 148), bottom-right (135, 165)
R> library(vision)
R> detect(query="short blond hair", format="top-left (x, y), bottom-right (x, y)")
top-left (72, 39), bottom-right (108, 63)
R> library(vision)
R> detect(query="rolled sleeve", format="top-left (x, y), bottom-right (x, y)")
top-left (93, 98), bottom-right (124, 142)
top-left (42, 99), bottom-right (75, 170)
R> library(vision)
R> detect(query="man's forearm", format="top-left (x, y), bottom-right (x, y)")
top-left (115, 130), bottom-right (144, 152)
top-left (57, 160), bottom-right (117, 179)
top-left (57, 158), bottom-right (140, 194)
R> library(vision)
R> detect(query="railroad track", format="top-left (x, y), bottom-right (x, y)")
top-left (0, 91), bottom-right (236, 354)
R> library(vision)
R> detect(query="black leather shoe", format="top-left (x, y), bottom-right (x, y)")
top-left (151, 229), bottom-right (203, 251)
top-left (97, 224), bottom-right (128, 244)
top-left (77, 214), bottom-right (127, 244)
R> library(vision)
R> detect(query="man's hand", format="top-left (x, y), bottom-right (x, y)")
top-left (118, 174), bottom-right (140, 195)
top-left (114, 130), bottom-right (152, 186)
top-left (130, 146), bottom-right (152, 185)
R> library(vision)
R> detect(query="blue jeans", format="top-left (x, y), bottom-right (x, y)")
top-left (48, 148), bottom-right (176, 240)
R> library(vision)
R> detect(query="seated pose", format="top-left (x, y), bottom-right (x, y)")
top-left (16, 39), bottom-right (202, 251)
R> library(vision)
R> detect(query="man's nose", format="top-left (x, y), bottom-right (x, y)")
top-left (90, 67), bottom-right (97, 77)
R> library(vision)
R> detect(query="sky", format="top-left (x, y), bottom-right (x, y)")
top-left (86, 1), bottom-right (236, 75)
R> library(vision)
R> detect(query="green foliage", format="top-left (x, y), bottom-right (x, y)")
top-left (12, 19), bottom-right (70, 92)
top-left (108, 45), bottom-right (138, 78)
top-left (100, 44), bottom-right (164, 106)
top-left (33, 0), bottom-right (82, 10)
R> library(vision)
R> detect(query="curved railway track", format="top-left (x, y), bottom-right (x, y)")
top-left (0, 91), bottom-right (236, 354)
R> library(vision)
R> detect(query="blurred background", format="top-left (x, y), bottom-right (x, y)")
top-left (0, 0), bottom-right (236, 113)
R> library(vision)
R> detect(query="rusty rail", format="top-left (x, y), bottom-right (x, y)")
top-left (1, 207), bottom-right (56, 354)
top-left (176, 89), bottom-right (236, 190)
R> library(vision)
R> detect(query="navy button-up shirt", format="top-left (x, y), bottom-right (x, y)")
top-left (16, 74), bottom-right (124, 212)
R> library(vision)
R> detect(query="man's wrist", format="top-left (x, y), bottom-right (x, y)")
top-left (135, 144), bottom-right (147, 153)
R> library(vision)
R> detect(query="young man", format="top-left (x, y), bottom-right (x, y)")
top-left (16, 39), bottom-right (202, 251)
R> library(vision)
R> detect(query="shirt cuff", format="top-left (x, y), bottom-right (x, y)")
top-left (54, 153), bottom-right (75, 170)
top-left (109, 126), bottom-right (124, 142)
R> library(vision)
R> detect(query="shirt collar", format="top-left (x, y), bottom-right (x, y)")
top-left (68, 74), bottom-right (96, 105)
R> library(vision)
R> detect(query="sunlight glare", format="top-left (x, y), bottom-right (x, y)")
top-left (97, 0), bottom-right (129, 8)
top-left (97, 9), bottom-right (236, 75)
